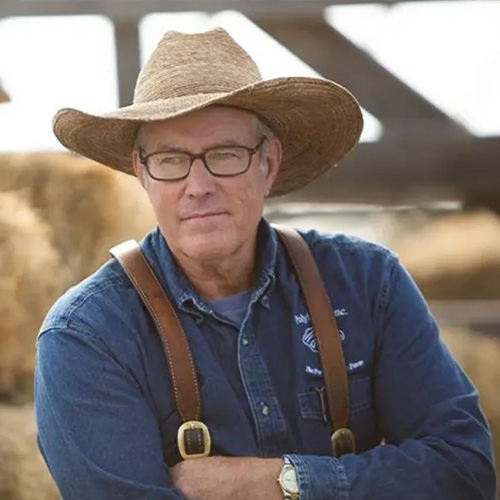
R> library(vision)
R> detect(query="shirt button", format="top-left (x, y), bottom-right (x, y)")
top-left (261, 404), bottom-right (270, 416)
top-left (242, 337), bottom-right (249, 346)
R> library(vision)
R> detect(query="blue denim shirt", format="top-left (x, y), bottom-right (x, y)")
top-left (35, 219), bottom-right (496, 500)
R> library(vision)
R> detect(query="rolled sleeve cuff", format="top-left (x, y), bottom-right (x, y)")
top-left (285, 454), bottom-right (349, 500)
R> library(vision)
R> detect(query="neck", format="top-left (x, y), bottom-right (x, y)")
top-left (172, 237), bottom-right (258, 301)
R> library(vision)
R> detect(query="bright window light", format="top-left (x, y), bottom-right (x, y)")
top-left (0, 16), bottom-right (117, 152)
top-left (326, 1), bottom-right (500, 136)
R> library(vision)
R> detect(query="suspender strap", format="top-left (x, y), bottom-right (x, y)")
top-left (111, 225), bottom-right (355, 458)
top-left (110, 240), bottom-right (210, 459)
top-left (273, 225), bottom-right (355, 456)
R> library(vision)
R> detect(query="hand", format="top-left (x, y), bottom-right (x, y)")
top-left (170, 456), bottom-right (284, 500)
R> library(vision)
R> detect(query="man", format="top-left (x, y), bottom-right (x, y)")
top-left (35, 28), bottom-right (496, 500)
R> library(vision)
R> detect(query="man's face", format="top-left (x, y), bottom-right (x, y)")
top-left (132, 106), bottom-right (281, 263)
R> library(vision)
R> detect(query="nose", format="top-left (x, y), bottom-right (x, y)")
top-left (184, 158), bottom-right (216, 198)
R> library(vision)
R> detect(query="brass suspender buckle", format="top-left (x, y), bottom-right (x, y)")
top-left (331, 428), bottom-right (356, 458)
top-left (177, 421), bottom-right (212, 460)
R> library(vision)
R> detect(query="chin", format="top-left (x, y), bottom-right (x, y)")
top-left (180, 232), bottom-right (237, 261)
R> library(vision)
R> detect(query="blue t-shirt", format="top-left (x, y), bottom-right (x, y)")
top-left (209, 289), bottom-right (253, 326)
top-left (34, 218), bottom-right (495, 500)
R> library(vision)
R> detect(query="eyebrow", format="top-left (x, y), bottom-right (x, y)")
top-left (153, 139), bottom-right (250, 152)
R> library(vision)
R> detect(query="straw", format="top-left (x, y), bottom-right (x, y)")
top-left (53, 28), bottom-right (363, 196)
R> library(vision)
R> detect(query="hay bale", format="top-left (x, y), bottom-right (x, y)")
top-left (0, 82), bottom-right (8, 103)
top-left (441, 328), bottom-right (500, 485)
top-left (0, 153), bottom-right (156, 283)
top-left (0, 192), bottom-right (68, 402)
top-left (442, 328), bottom-right (500, 424)
top-left (0, 403), bottom-right (58, 500)
top-left (395, 210), bottom-right (500, 299)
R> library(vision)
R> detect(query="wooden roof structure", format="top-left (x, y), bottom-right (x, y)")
top-left (1, 0), bottom-right (498, 207)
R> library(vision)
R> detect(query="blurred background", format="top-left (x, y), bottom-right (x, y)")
top-left (0, 1), bottom-right (499, 498)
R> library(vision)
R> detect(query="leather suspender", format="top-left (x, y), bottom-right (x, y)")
top-left (110, 240), bottom-right (211, 459)
top-left (110, 225), bottom-right (355, 459)
top-left (273, 225), bottom-right (355, 457)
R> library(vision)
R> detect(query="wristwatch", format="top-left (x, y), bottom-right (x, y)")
top-left (278, 456), bottom-right (299, 500)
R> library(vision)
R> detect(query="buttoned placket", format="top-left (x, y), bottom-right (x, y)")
top-left (236, 277), bottom-right (292, 457)
top-left (181, 273), bottom-right (292, 457)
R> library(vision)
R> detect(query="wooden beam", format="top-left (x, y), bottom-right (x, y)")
top-left (277, 137), bottom-right (500, 205)
top-left (113, 20), bottom-right (141, 106)
top-left (0, 0), bottom-right (485, 19)
top-left (252, 17), bottom-right (468, 140)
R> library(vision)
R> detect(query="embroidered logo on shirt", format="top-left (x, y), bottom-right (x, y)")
top-left (302, 325), bottom-right (345, 346)
top-left (302, 327), bottom-right (318, 352)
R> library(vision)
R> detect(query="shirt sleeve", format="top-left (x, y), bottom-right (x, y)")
top-left (286, 255), bottom-right (496, 500)
top-left (35, 326), bottom-right (187, 500)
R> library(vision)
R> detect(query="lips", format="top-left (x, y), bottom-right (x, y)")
top-left (182, 211), bottom-right (227, 221)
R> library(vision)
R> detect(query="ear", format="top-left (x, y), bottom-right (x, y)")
top-left (132, 149), bottom-right (147, 188)
top-left (264, 137), bottom-right (282, 195)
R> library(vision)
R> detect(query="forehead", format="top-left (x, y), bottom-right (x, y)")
top-left (140, 106), bottom-right (258, 147)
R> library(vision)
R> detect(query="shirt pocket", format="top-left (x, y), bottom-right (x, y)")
top-left (295, 387), bottom-right (332, 454)
top-left (297, 376), bottom-right (382, 453)
top-left (297, 376), bottom-right (373, 421)
top-left (297, 387), bottom-right (328, 421)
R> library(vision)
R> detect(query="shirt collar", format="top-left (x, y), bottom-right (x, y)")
top-left (147, 218), bottom-right (278, 313)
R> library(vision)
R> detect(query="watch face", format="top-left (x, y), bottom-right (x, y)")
top-left (281, 467), bottom-right (299, 494)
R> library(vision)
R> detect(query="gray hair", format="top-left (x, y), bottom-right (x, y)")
top-left (253, 115), bottom-right (275, 143)
top-left (134, 125), bottom-right (145, 150)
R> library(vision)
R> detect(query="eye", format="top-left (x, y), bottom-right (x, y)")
top-left (208, 148), bottom-right (244, 161)
top-left (158, 154), bottom-right (187, 166)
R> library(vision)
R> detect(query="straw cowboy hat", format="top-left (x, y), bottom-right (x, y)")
top-left (53, 28), bottom-right (363, 196)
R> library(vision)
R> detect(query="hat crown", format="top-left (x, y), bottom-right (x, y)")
top-left (134, 28), bottom-right (262, 104)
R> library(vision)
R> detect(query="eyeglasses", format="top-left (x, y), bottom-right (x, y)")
top-left (138, 137), bottom-right (266, 181)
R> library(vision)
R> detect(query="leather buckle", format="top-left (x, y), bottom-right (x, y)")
top-left (177, 421), bottom-right (211, 460)
top-left (331, 428), bottom-right (356, 457)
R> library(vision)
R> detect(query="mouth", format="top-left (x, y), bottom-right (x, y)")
top-left (182, 211), bottom-right (228, 221)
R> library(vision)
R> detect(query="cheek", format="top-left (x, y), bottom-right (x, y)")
top-left (146, 184), bottom-right (179, 230)
top-left (228, 177), bottom-right (267, 221)
top-left (239, 165), bottom-right (269, 203)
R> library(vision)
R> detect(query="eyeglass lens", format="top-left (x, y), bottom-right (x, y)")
top-left (146, 145), bottom-right (252, 180)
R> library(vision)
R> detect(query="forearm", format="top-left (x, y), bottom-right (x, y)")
top-left (171, 457), bottom-right (284, 500)
top-left (287, 430), bottom-right (495, 500)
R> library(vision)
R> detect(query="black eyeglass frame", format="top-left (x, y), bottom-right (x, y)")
top-left (138, 137), bottom-right (267, 181)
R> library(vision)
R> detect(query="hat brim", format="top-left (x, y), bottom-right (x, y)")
top-left (53, 77), bottom-right (363, 197)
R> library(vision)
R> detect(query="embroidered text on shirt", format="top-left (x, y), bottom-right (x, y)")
top-left (295, 313), bottom-right (310, 325)
top-left (305, 365), bottom-right (323, 377)
top-left (347, 360), bottom-right (365, 372)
